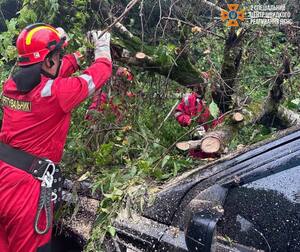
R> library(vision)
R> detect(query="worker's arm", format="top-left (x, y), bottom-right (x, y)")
top-left (53, 58), bottom-right (112, 113)
top-left (174, 96), bottom-right (192, 127)
top-left (58, 53), bottom-right (80, 77)
top-left (52, 31), bottom-right (112, 113)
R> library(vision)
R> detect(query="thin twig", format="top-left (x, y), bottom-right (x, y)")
top-left (98, 0), bottom-right (140, 39)
top-left (161, 17), bottom-right (225, 39)
top-left (161, 0), bottom-right (181, 38)
top-left (158, 100), bottom-right (180, 130)
top-left (153, 0), bottom-right (162, 43)
top-left (139, 0), bottom-right (144, 51)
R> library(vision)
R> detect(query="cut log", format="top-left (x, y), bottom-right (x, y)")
top-left (135, 52), bottom-right (146, 60)
top-left (176, 140), bottom-right (202, 151)
top-left (200, 136), bottom-right (221, 153)
top-left (232, 112), bottom-right (244, 123)
top-left (200, 128), bottom-right (233, 154)
top-left (176, 127), bottom-right (233, 154)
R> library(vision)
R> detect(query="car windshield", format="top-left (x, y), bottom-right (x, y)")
top-left (217, 166), bottom-right (300, 251)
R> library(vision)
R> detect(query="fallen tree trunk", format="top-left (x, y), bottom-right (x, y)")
top-left (200, 128), bottom-right (233, 154)
top-left (256, 55), bottom-right (291, 127)
top-left (112, 22), bottom-right (204, 87)
top-left (277, 105), bottom-right (300, 126)
top-left (89, 1), bottom-right (209, 88)
top-left (212, 28), bottom-right (246, 113)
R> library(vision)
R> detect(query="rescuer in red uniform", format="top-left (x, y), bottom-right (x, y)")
top-left (174, 77), bottom-right (223, 158)
top-left (175, 92), bottom-right (223, 158)
top-left (0, 23), bottom-right (112, 252)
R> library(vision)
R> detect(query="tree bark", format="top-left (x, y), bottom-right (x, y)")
top-left (212, 28), bottom-right (245, 113)
top-left (277, 105), bottom-right (300, 126)
top-left (256, 55), bottom-right (291, 127)
top-left (111, 23), bottom-right (204, 87)
top-left (200, 127), bottom-right (233, 154)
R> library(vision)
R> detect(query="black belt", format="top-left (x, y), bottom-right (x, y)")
top-left (0, 142), bottom-right (64, 234)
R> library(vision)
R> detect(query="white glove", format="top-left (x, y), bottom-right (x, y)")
top-left (56, 27), bottom-right (69, 42)
top-left (193, 126), bottom-right (206, 139)
top-left (88, 30), bottom-right (111, 61)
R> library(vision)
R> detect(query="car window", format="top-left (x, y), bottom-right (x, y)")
top-left (246, 165), bottom-right (300, 203)
top-left (217, 166), bottom-right (300, 252)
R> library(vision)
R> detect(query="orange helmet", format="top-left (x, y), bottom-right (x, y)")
top-left (16, 23), bottom-right (67, 66)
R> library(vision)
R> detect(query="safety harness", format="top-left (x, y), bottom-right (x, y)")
top-left (0, 142), bottom-right (64, 235)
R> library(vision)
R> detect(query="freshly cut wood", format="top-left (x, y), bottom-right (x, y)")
top-left (135, 52), bottom-right (146, 60)
top-left (200, 136), bottom-right (221, 153)
top-left (232, 112), bottom-right (244, 122)
top-left (176, 127), bottom-right (232, 154)
top-left (176, 140), bottom-right (202, 151)
top-left (200, 128), bottom-right (233, 154)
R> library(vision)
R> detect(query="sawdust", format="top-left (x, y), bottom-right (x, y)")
top-left (61, 195), bottom-right (99, 241)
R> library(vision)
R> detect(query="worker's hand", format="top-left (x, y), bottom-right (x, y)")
top-left (88, 30), bottom-right (111, 61)
top-left (193, 126), bottom-right (206, 139)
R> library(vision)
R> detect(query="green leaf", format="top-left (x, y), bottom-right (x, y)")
top-left (107, 226), bottom-right (116, 237)
top-left (173, 161), bottom-right (179, 177)
top-left (161, 155), bottom-right (170, 168)
top-left (291, 98), bottom-right (300, 108)
top-left (112, 187), bottom-right (123, 197)
top-left (78, 171), bottom-right (90, 182)
top-left (209, 101), bottom-right (219, 119)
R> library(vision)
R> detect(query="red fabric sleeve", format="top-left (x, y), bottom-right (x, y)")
top-left (53, 58), bottom-right (112, 113)
top-left (175, 99), bottom-right (192, 127)
top-left (177, 114), bottom-right (192, 126)
top-left (86, 93), bottom-right (123, 122)
top-left (88, 92), bottom-right (108, 111)
top-left (58, 54), bottom-right (79, 77)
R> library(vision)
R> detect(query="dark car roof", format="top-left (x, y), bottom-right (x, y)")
top-left (143, 126), bottom-right (300, 225)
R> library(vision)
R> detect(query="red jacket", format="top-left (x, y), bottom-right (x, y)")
top-left (175, 92), bottom-right (223, 159)
top-left (86, 92), bottom-right (122, 121)
top-left (0, 55), bottom-right (112, 163)
top-left (175, 92), bottom-right (220, 130)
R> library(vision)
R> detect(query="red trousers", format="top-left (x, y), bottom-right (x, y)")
top-left (0, 161), bottom-right (51, 252)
